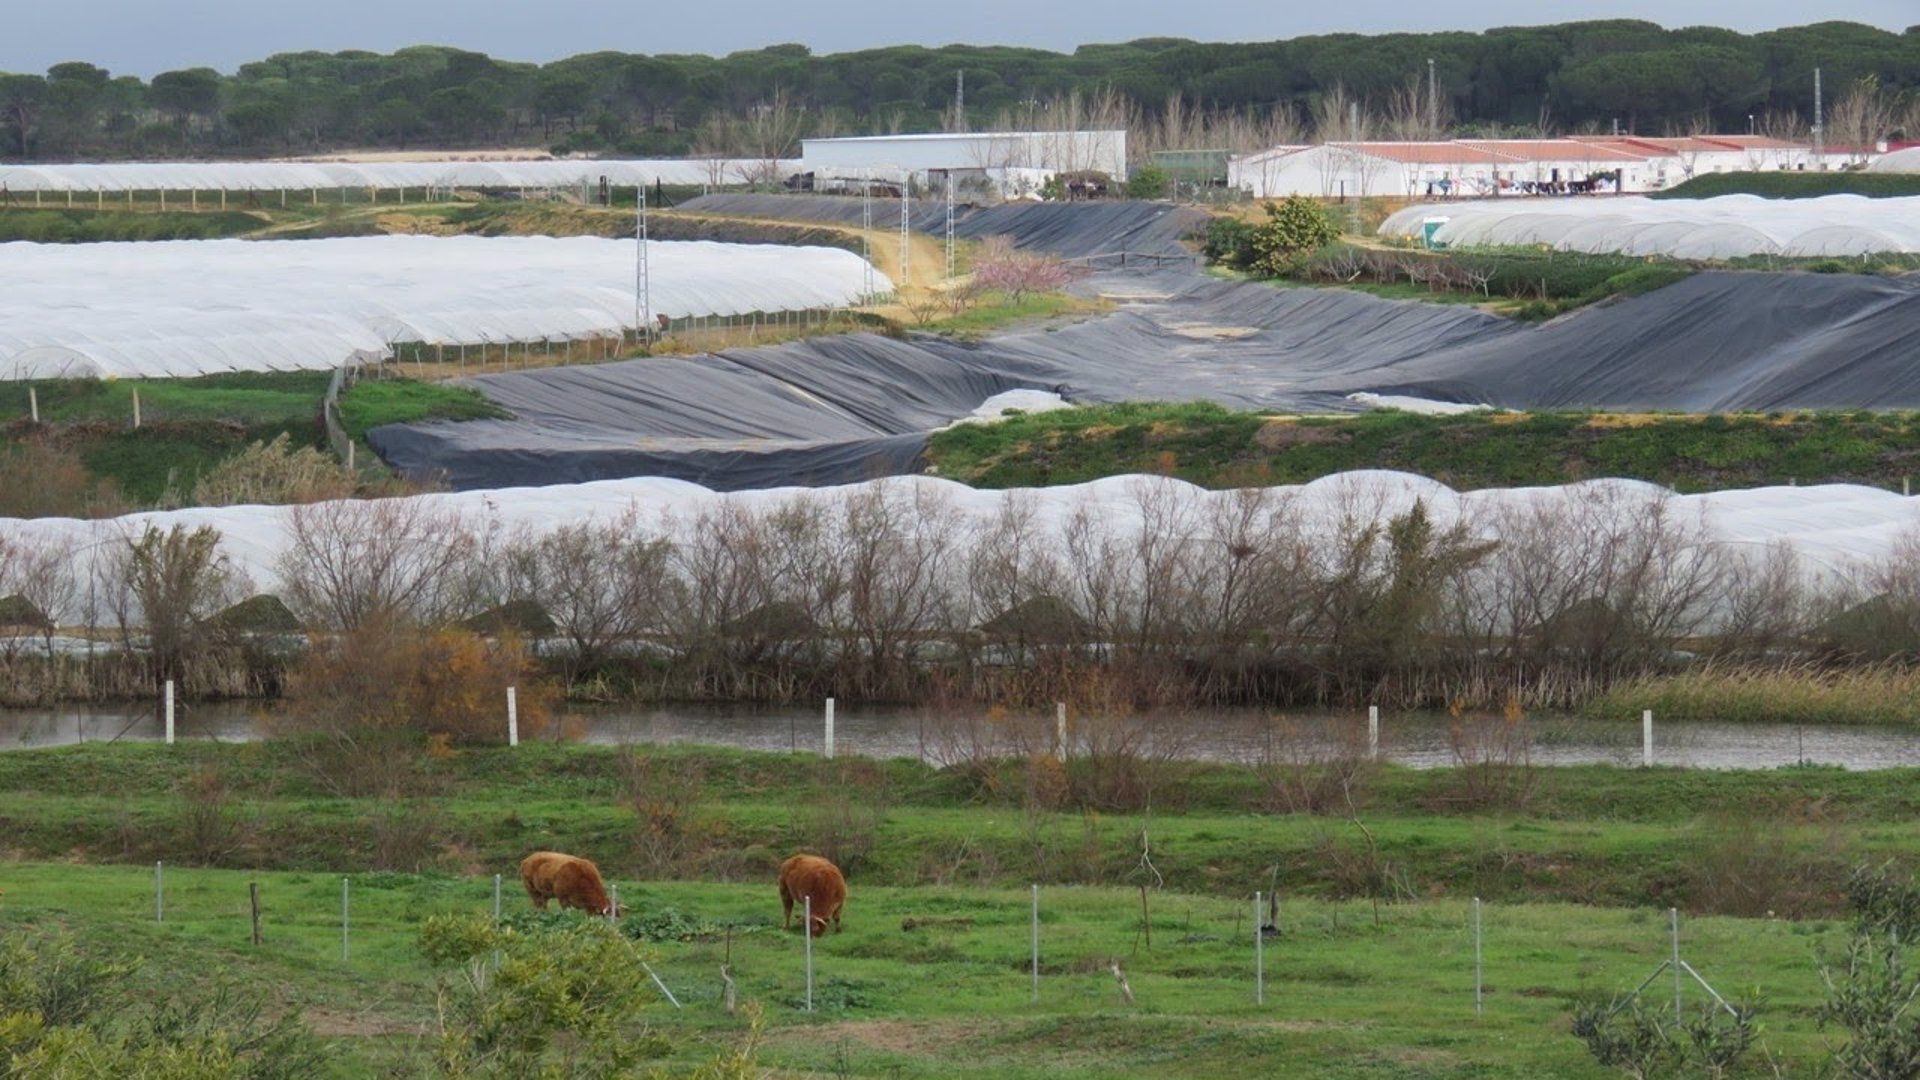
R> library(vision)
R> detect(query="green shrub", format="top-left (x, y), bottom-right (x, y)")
top-left (1201, 217), bottom-right (1257, 266)
top-left (1250, 197), bottom-right (1340, 276)
top-left (1125, 165), bottom-right (1170, 200)
top-left (422, 914), bottom-right (671, 1078)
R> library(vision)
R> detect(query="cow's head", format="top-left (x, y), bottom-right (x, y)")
top-left (808, 913), bottom-right (829, 938)
top-left (600, 898), bottom-right (624, 920)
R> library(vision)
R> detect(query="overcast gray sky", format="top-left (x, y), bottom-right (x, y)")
top-left (5, 1), bottom-right (1913, 77)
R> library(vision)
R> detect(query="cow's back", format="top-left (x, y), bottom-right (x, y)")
top-left (780, 855), bottom-right (846, 911)
top-left (521, 851), bottom-right (611, 913)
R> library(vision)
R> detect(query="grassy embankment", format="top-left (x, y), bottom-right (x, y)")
top-left (0, 741), bottom-right (1908, 1076)
top-left (0, 373), bottom-right (500, 513)
top-left (926, 402), bottom-right (1920, 494)
top-left (1652, 171), bottom-right (1920, 199)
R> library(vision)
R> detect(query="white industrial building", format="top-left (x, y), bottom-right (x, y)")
top-left (799, 131), bottom-right (1128, 196)
top-left (1229, 136), bottom-right (1814, 198)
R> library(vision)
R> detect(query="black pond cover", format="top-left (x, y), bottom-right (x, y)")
top-left (371, 195), bottom-right (1920, 492)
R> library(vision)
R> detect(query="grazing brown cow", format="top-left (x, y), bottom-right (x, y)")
top-left (778, 854), bottom-right (846, 938)
top-left (519, 851), bottom-right (619, 917)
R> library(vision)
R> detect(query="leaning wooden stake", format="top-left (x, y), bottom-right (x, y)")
top-left (1110, 960), bottom-right (1135, 1005)
top-left (721, 928), bottom-right (737, 1013)
top-left (249, 882), bottom-right (262, 946)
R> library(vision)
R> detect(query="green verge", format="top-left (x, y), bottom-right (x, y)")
top-left (0, 742), bottom-right (1915, 905)
top-left (1652, 171), bottom-right (1920, 199)
top-left (0, 372), bottom-right (333, 505)
top-left (0, 373), bottom-right (503, 507)
top-left (926, 404), bottom-right (1920, 493)
top-left (0, 371), bottom-right (330, 426)
top-left (0, 208), bottom-right (271, 242)
top-left (0, 741), bottom-right (1905, 1075)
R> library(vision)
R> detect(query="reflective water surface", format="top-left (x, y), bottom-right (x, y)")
top-left (2, 700), bottom-right (1915, 771)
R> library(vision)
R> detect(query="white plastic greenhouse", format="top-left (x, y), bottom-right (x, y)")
top-left (2, 471), bottom-right (1914, 626)
top-left (1379, 195), bottom-right (1920, 258)
top-left (0, 159), bottom-right (798, 195)
top-left (0, 236), bottom-right (890, 380)
top-left (1866, 148), bottom-right (1920, 173)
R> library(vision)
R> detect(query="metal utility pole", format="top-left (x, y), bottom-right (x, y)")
top-left (954, 71), bottom-right (966, 131)
top-left (634, 189), bottom-right (652, 341)
top-left (860, 172), bottom-right (875, 301)
top-left (1427, 58), bottom-right (1438, 136)
top-left (1812, 67), bottom-right (1825, 169)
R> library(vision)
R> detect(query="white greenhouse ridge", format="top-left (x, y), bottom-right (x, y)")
top-left (0, 235), bottom-right (892, 380)
top-left (0, 159), bottom-right (799, 193)
top-left (1379, 194), bottom-right (1920, 259)
top-left (4, 470), bottom-right (1916, 625)
top-left (1865, 148), bottom-right (1920, 174)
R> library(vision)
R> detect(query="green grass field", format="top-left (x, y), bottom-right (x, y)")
top-left (336, 378), bottom-right (509, 439)
top-left (0, 862), bottom-right (1857, 1077)
top-left (926, 403), bottom-right (1920, 492)
top-left (0, 739), bottom-right (1903, 1075)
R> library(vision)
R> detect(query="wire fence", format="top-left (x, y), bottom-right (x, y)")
top-left (110, 859), bottom-right (1743, 1030)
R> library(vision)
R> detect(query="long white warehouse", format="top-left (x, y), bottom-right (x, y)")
top-left (0, 236), bottom-right (889, 380)
top-left (800, 131), bottom-right (1127, 195)
top-left (1231, 136), bottom-right (1811, 198)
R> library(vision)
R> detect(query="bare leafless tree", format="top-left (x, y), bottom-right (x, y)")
top-left (278, 499), bottom-right (477, 630)
top-left (1830, 76), bottom-right (1897, 164)
top-left (506, 509), bottom-right (677, 679)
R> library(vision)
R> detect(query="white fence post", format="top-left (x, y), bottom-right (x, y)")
top-left (1368, 705), bottom-right (1379, 760)
top-left (507, 687), bottom-right (519, 747)
top-left (341, 877), bottom-right (350, 961)
top-left (1671, 908), bottom-right (1682, 1022)
top-left (609, 883), bottom-right (620, 925)
top-left (163, 680), bottom-right (175, 745)
top-left (804, 895), bottom-right (815, 1011)
top-left (27, 387), bottom-right (37, 424)
top-left (1031, 884), bottom-right (1040, 1002)
top-left (154, 861), bottom-right (164, 922)
top-left (823, 698), bottom-right (835, 760)
top-left (1643, 710), bottom-right (1654, 767)
top-left (491, 872), bottom-right (503, 971)
top-left (1474, 897), bottom-right (1484, 1019)
top-left (1254, 892), bottom-right (1265, 1005)
top-left (1055, 703), bottom-right (1067, 755)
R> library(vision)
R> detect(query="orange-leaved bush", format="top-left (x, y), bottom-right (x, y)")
top-left (282, 620), bottom-right (552, 746)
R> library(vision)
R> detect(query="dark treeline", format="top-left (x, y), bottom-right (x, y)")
top-left (0, 21), bottom-right (1916, 161)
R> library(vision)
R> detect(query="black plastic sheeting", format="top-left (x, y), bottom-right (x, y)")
top-left (368, 335), bottom-right (1062, 491)
top-left (370, 270), bottom-right (1920, 491)
top-left (678, 194), bottom-right (1209, 260)
top-left (1335, 271), bottom-right (1920, 411)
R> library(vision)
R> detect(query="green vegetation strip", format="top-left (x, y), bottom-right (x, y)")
top-left (927, 403), bottom-right (1920, 493)
top-left (1652, 172), bottom-right (1920, 199)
